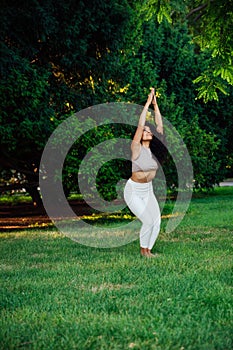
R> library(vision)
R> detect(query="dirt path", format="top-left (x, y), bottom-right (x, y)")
top-left (0, 201), bottom-right (93, 230)
top-left (1, 180), bottom-right (232, 230)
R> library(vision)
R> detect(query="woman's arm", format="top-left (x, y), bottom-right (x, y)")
top-left (131, 89), bottom-right (154, 160)
top-left (152, 94), bottom-right (163, 134)
top-left (132, 88), bottom-right (154, 144)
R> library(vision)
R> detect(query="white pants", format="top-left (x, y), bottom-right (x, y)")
top-left (124, 178), bottom-right (161, 250)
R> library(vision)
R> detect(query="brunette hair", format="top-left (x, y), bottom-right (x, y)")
top-left (145, 123), bottom-right (168, 166)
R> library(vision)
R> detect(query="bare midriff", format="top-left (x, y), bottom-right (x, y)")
top-left (131, 170), bottom-right (157, 183)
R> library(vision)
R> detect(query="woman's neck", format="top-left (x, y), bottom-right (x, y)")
top-left (142, 141), bottom-right (150, 148)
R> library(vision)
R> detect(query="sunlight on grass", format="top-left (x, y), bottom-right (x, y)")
top-left (0, 187), bottom-right (233, 349)
top-left (0, 193), bottom-right (32, 205)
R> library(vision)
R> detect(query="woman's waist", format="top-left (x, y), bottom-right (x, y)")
top-left (131, 171), bottom-right (156, 183)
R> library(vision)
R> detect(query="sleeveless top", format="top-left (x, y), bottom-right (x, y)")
top-left (132, 145), bottom-right (158, 172)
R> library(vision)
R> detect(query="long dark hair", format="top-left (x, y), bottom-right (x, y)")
top-left (145, 122), bottom-right (168, 166)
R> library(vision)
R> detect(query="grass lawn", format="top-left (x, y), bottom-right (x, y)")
top-left (0, 187), bottom-right (232, 349)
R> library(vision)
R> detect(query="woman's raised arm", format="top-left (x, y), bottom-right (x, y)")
top-left (132, 88), bottom-right (154, 144)
top-left (152, 94), bottom-right (163, 135)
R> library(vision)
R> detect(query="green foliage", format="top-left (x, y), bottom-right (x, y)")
top-left (185, 0), bottom-right (233, 101)
top-left (140, 0), bottom-right (172, 24)
top-left (0, 0), bottom-right (144, 202)
top-left (193, 72), bottom-right (228, 102)
top-left (63, 122), bottom-right (134, 199)
top-left (1, 0), bottom-right (233, 205)
top-left (182, 116), bottom-right (223, 189)
top-left (137, 20), bottom-right (228, 189)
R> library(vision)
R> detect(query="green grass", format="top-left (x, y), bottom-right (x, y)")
top-left (0, 193), bottom-right (32, 205)
top-left (0, 192), bottom-right (84, 205)
top-left (0, 187), bottom-right (233, 349)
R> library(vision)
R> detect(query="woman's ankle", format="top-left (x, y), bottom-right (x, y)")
top-left (140, 247), bottom-right (148, 256)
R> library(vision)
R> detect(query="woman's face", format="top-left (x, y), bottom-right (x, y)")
top-left (142, 126), bottom-right (153, 141)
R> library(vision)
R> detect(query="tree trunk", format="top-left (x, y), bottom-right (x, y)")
top-left (25, 185), bottom-right (44, 209)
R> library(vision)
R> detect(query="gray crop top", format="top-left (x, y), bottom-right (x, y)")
top-left (132, 145), bottom-right (158, 172)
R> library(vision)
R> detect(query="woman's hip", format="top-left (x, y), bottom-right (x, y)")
top-left (124, 178), bottom-right (153, 193)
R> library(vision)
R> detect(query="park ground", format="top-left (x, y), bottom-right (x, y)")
top-left (0, 180), bottom-right (233, 230)
top-left (0, 186), bottom-right (232, 349)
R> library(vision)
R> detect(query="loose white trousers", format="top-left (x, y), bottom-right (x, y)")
top-left (124, 179), bottom-right (161, 250)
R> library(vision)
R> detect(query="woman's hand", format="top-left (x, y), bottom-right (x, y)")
top-left (152, 94), bottom-right (157, 105)
top-left (147, 88), bottom-right (154, 105)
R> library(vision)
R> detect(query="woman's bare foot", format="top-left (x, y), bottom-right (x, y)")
top-left (140, 247), bottom-right (159, 258)
top-left (146, 249), bottom-right (159, 258)
top-left (140, 247), bottom-right (148, 257)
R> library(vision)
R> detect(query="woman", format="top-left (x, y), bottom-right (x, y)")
top-left (124, 88), bottom-right (164, 257)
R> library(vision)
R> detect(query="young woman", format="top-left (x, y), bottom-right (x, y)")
top-left (124, 88), bottom-right (164, 257)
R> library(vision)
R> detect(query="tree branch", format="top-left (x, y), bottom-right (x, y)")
top-left (186, 3), bottom-right (208, 19)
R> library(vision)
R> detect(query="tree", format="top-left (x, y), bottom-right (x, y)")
top-left (186, 0), bottom-right (233, 102)
top-left (0, 50), bottom-right (53, 206)
top-left (0, 0), bottom-right (145, 204)
top-left (142, 0), bottom-right (233, 102)
top-left (1, 0), bottom-right (232, 208)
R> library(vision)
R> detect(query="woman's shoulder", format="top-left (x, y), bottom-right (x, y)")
top-left (131, 141), bottom-right (141, 161)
